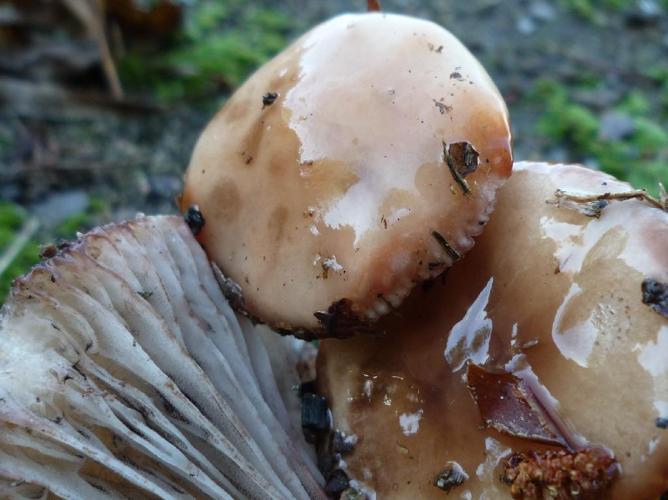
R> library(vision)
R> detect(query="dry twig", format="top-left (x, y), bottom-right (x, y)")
top-left (548, 187), bottom-right (667, 218)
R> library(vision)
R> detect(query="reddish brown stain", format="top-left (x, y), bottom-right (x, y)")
top-left (210, 179), bottom-right (241, 223)
top-left (268, 206), bottom-right (289, 244)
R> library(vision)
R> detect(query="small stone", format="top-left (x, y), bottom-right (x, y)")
top-left (516, 16), bottom-right (536, 34)
top-left (32, 190), bottom-right (89, 225)
top-left (149, 175), bottom-right (182, 200)
top-left (332, 430), bottom-right (357, 454)
top-left (625, 0), bottom-right (663, 27)
top-left (434, 461), bottom-right (468, 493)
top-left (325, 469), bottom-right (350, 497)
top-left (598, 111), bottom-right (635, 141)
top-left (529, 1), bottom-right (556, 21)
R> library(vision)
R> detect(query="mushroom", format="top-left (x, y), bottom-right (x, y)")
top-left (0, 215), bottom-right (325, 499)
top-left (317, 162), bottom-right (668, 498)
top-left (179, 12), bottom-right (512, 338)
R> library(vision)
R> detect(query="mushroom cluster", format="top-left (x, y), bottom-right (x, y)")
top-left (317, 162), bottom-right (668, 498)
top-left (1, 7), bottom-right (667, 500)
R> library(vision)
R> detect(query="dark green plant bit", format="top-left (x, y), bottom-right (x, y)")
top-left (656, 417), bottom-right (668, 429)
top-left (548, 187), bottom-right (668, 218)
top-left (431, 230), bottom-right (461, 262)
top-left (184, 205), bottom-right (205, 235)
top-left (443, 141), bottom-right (478, 194)
top-left (262, 91), bottom-right (278, 108)
top-left (641, 279), bottom-right (668, 319)
top-left (433, 462), bottom-right (468, 493)
top-left (325, 469), bottom-right (350, 497)
top-left (301, 393), bottom-right (330, 433)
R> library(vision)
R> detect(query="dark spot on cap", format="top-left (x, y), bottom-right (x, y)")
top-left (433, 98), bottom-right (452, 115)
top-left (642, 279), bottom-right (668, 319)
top-left (184, 205), bottom-right (205, 235)
top-left (450, 71), bottom-right (464, 80)
top-left (448, 142), bottom-right (479, 177)
top-left (262, 91), bottom-right (278, 108)
top-left (40, 244), bottom-right (58, 259)
top-left (314, 298), bottom-right (376, 337)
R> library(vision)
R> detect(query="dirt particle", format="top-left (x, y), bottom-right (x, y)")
top-left (433, 99), bottom-right (452, 115)
top-left (642, 279), bottom-right (668, 319)
top-left (262, 91), bottom-right (278, 108)
top-left (433, 462), bottom-right (468, 493)
top-left (184, 205), bottom-right (205, 235)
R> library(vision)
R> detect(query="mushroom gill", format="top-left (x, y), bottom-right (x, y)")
top-left (0, 215), bottom-right (324, 499)
top-left (179, 12), bottom-right (512, 338)
top-left (317, 162), bottom-right (668, 499)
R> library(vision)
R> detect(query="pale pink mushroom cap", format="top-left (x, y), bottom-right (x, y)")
top-left (180, 12), bottom-right (512, 337)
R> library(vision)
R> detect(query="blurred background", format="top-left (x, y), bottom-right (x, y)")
top-left (1, 0), bottom-right (667, 301)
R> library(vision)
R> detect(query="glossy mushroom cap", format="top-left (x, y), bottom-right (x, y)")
top-left (180, 12), bottom-right (512, 337)
top-left (317, 162), bottom-right (668, 498)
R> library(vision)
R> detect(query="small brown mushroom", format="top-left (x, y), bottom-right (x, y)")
top-left (317, 162), bottom-right (668, 498)
top-left (180, 12), bottom-right (512, 337)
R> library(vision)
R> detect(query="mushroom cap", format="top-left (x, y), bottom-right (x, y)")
top-left (0, 215), bottom-right (323, 499)
top-left (180, 12), bottom-right (512, 337)
top-left (317, 162), bottom-right (668, 498)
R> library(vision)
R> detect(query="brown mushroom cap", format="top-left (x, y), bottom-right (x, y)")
top-left (180, 12), bottom-right (512, 337)
top-left (317, 162), bottom-right (668, 498)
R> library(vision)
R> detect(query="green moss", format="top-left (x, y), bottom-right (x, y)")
top-left (533, 80), bottom-right (668, 195)
top-left (0, 202), bottom-right (25, 232)
top-left (536, 80), bottom-right (599, 151)
top-left (0, 198), bottom-right (112, 304)
top-left (89, 197), bottom-right (108, 215)
top-left (55, 213), bottom-right (90, 239)
top-left (617, 92), bottom-right (650, 117)
top-left (119, 2), bottom-right (296, 103)
top-left (561, 0), bottom-right (637, 22)
top-left (0, 203), bottom-right (41, 305)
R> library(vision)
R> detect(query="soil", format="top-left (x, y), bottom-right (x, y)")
top-left (1, 0), bottom-right (667, 224)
